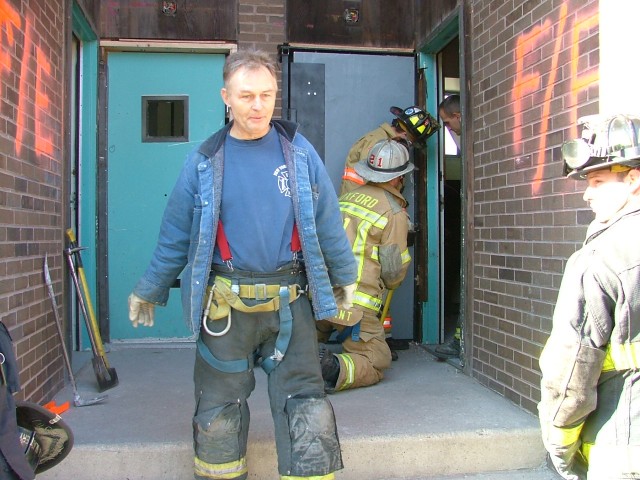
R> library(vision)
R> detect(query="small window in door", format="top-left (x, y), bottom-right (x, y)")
top-left (142, 96), bottom-right (188, 142)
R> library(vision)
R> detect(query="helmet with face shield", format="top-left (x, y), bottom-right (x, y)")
top-left (562, 114), bottom-right (640, 179)
top-left (389, 105), bottom-right (440, 146)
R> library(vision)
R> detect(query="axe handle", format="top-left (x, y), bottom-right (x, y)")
top-left (65, 228), bottom-right (110, 366)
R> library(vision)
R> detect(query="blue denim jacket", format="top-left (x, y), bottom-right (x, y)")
top-left (133, 120), bottom-right (357, 334)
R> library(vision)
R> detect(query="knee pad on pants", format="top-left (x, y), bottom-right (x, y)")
top-left (285, 394), bottom-right (343, 476)
top-left (193, 401), bottom-right (246, 464)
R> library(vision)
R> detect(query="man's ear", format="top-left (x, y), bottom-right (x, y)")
top-left (220, 87), bottom-right (228, 105)
top-left (626, 168), bottom-right (640, 193)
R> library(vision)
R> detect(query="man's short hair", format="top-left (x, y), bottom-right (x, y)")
top-left (223, 49), bottom-right (278, 87)
top-left (438, 94), bottom-right (460, 116)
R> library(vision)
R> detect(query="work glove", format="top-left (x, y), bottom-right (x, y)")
top-left (333, 283), bottom-right (356, 310)
top-left (128, 293), bottom-right (155, 328)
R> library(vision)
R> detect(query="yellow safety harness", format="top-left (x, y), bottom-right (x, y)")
top-left (202, 277), bottom-right (303, 335)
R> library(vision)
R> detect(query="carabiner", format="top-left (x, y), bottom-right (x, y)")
top-left (203, 311), bottom-right (232, 337)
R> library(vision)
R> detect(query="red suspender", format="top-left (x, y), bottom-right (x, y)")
top-left (216, 221), bottom-right (233, 264)
top-left (291, 223), bottom-right (301, 253)
top-left (215, 221), bottom-right (301, 268)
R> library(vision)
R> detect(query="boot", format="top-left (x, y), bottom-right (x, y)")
top-left (433, 325), bottom-right (462, 360)
top-left (318, 343), bottom-right (340, 389)
top-left (432, 337), bottom-right (460, 360)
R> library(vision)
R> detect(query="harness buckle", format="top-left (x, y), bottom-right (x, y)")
top-left (291, 251), bottom-right (300, 271)
top-left (254, 283), bottom-right (267, 300)
top-left (231, 280), bottom-right (240, 295)
top-left (270, 348), bottom-right (284, 362)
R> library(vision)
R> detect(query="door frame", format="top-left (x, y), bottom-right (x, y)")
top-left (417, 8), bottom-right (470, 354)
top-left (70, 3), bottom-right (99, 351)
top-left (95, 41), bottom-right (236, 341)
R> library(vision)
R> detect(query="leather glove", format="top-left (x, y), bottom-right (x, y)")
top-left (333, 283), bottom-right (356, 310)
top-left (128, 293), bottom-right (155, 328)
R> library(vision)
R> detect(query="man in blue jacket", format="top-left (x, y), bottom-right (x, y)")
top-left (128, 49), bottom-right (357, 480)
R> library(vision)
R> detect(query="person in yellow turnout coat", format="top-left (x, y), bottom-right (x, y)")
top-left (318, 139), bottom-right (413, 392)
top-left (339, 105), bottom-right (439, 195)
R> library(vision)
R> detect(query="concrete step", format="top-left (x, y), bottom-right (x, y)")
top-left (38, 344), bottom-right (547, 480)
top-left (403, 467), bottom-right (558, 479)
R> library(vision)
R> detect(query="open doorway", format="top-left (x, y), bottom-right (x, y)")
top-left (280, 48), bottom-right (417, 340)
top-left (439, 38), bottom-right (463, 358)
top-left (418, 29), bottom-right (464, 366)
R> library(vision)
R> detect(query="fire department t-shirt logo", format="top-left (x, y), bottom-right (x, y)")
top-left (274, 165), bottom-right (291, 197)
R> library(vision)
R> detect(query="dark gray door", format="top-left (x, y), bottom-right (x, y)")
top-left (288, 51), bottom-right (416, 339)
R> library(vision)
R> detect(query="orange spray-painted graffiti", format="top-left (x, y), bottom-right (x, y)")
top-left (570, 13), bottom-right (599, 133)
top-left (512, 2), bottom-right (598, 194)
top-left (1, 1), bottom-right (56, 159)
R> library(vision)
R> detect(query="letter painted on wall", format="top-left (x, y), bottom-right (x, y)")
top-left (1, 1), bottom-right (57, 161)
top-left (511, 2), bottom-right (598, 194)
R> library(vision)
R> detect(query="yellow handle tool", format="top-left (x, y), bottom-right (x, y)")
top-left (379, 289), bottom-right (395, 324)
top-left (65, 228), bottom-right (118, 391)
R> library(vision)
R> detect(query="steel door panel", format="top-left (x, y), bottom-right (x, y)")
top-left (290, 63), bottom-right (326, 160)
top-left (107, 51), bottom-right (225, 341)
top-left (292, 52), bottom-right (416, 339)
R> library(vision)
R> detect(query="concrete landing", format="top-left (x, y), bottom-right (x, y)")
top-left (38, 343), bottom-right (550, 480)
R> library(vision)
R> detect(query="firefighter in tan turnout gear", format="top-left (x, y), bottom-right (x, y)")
top-left (340, 105), bottom-right (439, 195)
top-left (539, 114), bottom-right (640, 480)
top-left (317, 139), bottom-right (413, 392)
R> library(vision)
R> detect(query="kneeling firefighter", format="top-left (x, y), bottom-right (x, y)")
top-left (317, 139), bottom-right (414, 392)
top-left (127, 50), bottom-right (357, 480)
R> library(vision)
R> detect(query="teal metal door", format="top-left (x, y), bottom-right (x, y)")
top-left (107, 51), bottom-right (225, 341)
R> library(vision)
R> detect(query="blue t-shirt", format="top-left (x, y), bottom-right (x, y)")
top-left (212, 127), bottom-right (297, 272)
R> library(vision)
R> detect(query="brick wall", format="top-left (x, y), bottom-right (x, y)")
top-left (0, 0), bottom-right (67, 402)
top-left (238, 0), bottom-right (286, 114)
top-left (469, 0), bottom-right (600, 412)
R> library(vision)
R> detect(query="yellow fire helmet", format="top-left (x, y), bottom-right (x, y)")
top-left (390, 105), bottom-right (440, 146)
top-left (562, 113), bottom-right (640, 179)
